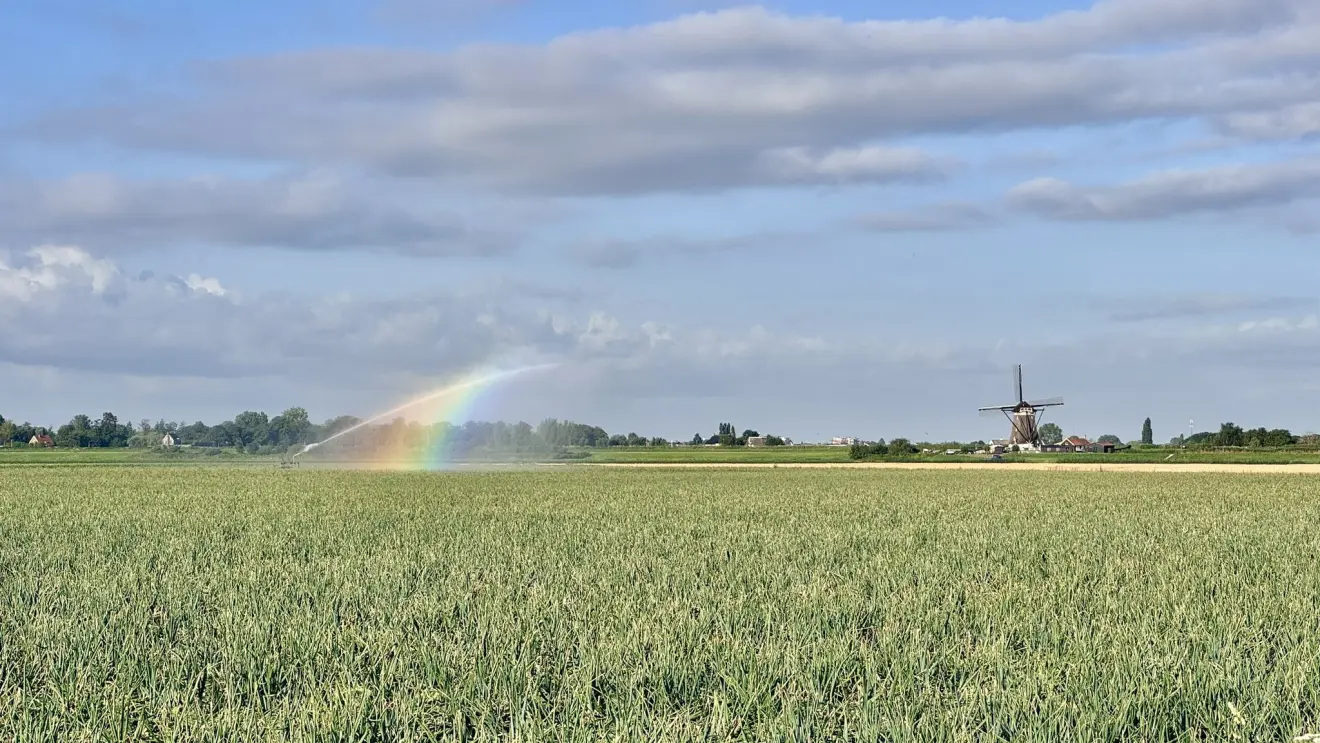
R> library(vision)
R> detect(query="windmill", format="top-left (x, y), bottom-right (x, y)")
top-left (978, 365), bottom-right (1064, 447)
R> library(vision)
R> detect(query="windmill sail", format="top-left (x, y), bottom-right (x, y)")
top-left (978, 365), bottom-right (1064, 447)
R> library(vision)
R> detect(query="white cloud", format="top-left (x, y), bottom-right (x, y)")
top-left (3, 244), bottom-right (1320, 438)
top-left (755, 146), bottom-right (948, 184)
top-left (0, 244), bottom-right (121, 301)
top-left (1006, 158), bottom-right (1320, 220)
top-left (25, 1), bottom-right (1320, 196)
top-left (184, 274), bottom-right (227, 297)
top-left (1215, 102), bottom-right (1320, 140)
top-left (1, 171), bottom-right (518, 257)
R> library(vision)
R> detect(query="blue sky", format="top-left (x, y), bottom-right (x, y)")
top-left (2, 0), bottom-right (1319, 443)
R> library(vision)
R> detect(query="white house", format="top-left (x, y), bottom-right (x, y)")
top-left (161, 433), bottom-right (177, 448)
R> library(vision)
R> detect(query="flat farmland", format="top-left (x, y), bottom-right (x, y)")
top-left (3, 467), bottom-right (1320, 741)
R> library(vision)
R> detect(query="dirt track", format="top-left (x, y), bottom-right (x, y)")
top-left (579, 462), bottom-right (1320, 474)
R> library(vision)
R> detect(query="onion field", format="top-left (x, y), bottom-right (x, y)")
top-left (3, 467), bottom-right (1320, 741)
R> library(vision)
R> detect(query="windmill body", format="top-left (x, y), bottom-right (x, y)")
top-left (978, 365), bottom-right (1064, 449)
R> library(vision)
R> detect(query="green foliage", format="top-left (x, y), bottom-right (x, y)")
top-left (1216, 422), bottom-right (1245, 447)
top-left (1142, 417), bottom-right (1154, 445)
top-left (4, 467), bottom-right (1320, 739)
top-left (1039, 422), bottom-right (1063, 445)
top-left (888, 437), bottom-right (916, 456)
top-left (1097, 434), bottom-right (1122, 445)
top-left (849, 440), bottom-right (889, 460)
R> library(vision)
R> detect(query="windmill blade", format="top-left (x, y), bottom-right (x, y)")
top-left (1027, 397), bottom-right (1065, 407)
top-left (978, 405), bottom-right (1015, 413)
top-left (1015, 365), bottom-right (1024, 404)
top-left (979, 408), bottom-right (1006, 418)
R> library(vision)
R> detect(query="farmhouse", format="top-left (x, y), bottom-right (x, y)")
top-left (746, 436), bottom-right (768, 447)
top-left (1042, 436), bottom-right (1091, 453)
top-left (161, 433), bottom-right (177, 448)
top-left (29, 434), bottom-right (54, 448)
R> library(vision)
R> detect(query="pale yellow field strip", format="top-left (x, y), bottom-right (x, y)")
top-left (566, 462), bottom-right (1320, 474)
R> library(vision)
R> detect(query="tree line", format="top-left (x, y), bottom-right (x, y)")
top-left (0, 410), bottom-right (793, 456)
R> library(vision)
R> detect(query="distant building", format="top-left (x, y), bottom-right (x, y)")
top-left (161, 433), bottom-right (177, 448)
top-left (830, 437), bottom-right (857, 446)
top-left (29, 434), bottom-right (54, 448)
top-left (746, 436), bottom-right (768, 447)
top-left (1040, 436), bottom-right (1117, 454)
top-left (1040, 436), bottom-right (1092, 453)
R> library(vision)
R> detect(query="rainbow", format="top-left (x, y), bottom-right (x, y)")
top-left (301, 363), bottom-right (558, 470)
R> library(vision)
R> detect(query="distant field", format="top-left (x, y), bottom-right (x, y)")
top-left (577, 445), bottom-right (851, 463)
top-left (0, 447), bottom-right (275, 466)
top-left (10, 442), bottom-right (1320, 468)
top-left (581, 445), bottom-right (1320, 466)
top-left (4, 467), bottom-right (1320, 740)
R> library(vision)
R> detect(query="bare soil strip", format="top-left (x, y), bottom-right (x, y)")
top-left (570, 462), bottom-right (1320, 474)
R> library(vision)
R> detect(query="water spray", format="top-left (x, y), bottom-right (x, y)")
top-left (292, 363), bottom-right (559, 459)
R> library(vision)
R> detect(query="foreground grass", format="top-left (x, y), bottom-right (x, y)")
top-left (3, 468), bottom-right (1320, 740)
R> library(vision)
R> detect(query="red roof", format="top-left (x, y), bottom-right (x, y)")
top-left (1062, 436), bottom-right (1091, 446)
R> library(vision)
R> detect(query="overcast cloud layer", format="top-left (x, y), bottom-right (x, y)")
top-left (2, 0), bottom-right (1319, 440)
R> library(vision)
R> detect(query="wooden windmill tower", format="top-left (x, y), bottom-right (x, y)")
top-left (978, 365), bottom-right (1064, 447)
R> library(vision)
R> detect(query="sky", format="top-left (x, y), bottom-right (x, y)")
top-left (1, 0), bottom-right (1318, 443)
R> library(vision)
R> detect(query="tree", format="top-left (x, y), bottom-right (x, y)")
top-left (888, 438), bottom-right (915, 456)
top-left (232, 411), bottom-right (269, 447)
top-left (1097, 434), bottom-right (1122, 445)
top-left (96, 412), bottom-right (124, 447)
top-left (1214, 422), bottom-right (1244, 447)
top-left (1039, 423), bottom-right (1063, 445)
top-left (741, 429), bottom-right (760, 439)
top-left (1266, 429), bottom-right (1296, 447)
top-left (1141, 417), bottom-right (1153, 445)
top-left (690, 433), bottom-right (704, 445)
top-left (765, 435), bottom-right (785, 447)
top-left (268, 407), bottom-right (311, 447)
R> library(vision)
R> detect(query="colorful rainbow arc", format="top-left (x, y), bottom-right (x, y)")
top-left (299, 363), bottom-right (559, 470)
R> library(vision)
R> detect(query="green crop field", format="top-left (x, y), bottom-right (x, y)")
top-left (4, 466), bottom-right (1320, 741)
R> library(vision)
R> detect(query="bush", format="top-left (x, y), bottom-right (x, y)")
top-left (849, 441), bottom-right (890, 460)
top-left (888, 438), bottom-right (916, 456)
